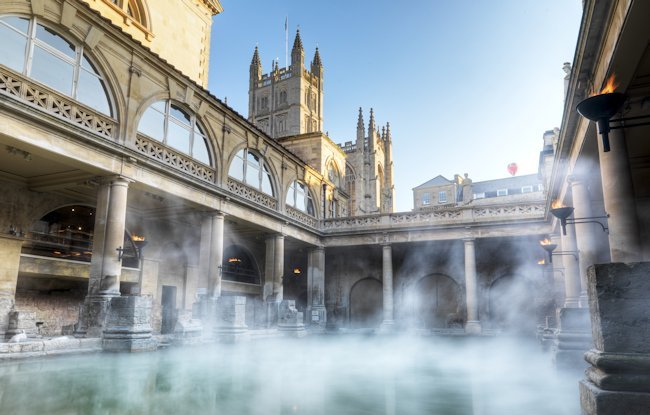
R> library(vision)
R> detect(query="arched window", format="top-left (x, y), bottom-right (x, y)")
top-left (105, 0), bottom-right (148, 28)
top-left (222, 245), bottom-right (260, 284)
top-left (328, 163), bottom-right (340, 187)
top-left (22, 205), bottom-right (139, 267)
top-left (228, 148), bottom-right (274, 196)
top-left (137, 100), bottom-right (212, 165)
top-left (286, 180), bottom-right (315, 216)
top-left (0, 15), bottom-right (112, 116)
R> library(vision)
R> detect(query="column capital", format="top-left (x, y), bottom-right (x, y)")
top-left (567, 174), bottom-right (587, 186)
top-left (310, 245), bottom-right (325, 253)
top-left (463, 237), bottom-right (476, 243)
top-left (211, 210), bottom-right (226, 219)
top-left (100, 175), bottom-right (133, 186)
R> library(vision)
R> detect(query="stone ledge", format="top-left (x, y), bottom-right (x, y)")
top-left (580, 379), bottom-right (650, 415)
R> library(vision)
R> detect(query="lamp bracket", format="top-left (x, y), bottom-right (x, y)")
top-left (566, 215), bottom-right (609, 233)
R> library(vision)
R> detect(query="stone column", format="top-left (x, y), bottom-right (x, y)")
top-left (208, 212), bottom-right (225, 299)
top-left (380, 243), bottom-right (395, 330)
top-left (78, 176), bottom-right (130, 337)
top-left (273, 234), bottom-right (285, 301)
top-left (560, 220), bottom-right (581, 308)
top-left (0, 234), bottom-right (24, 339)
top-left (307, 246), bottom-right (327, 329)
top-left (264, 234), bottom-right (284, 327)
top-left (598, 129), bottom-right (641, 262)
top-left (580, 262), bottom-right (650, 415)
top-left (463, 238), bottom-right (481, 334)
top-left (95, 176), bottom-right (131, 296)
top-left (569, 176), bottom-right (602, 305)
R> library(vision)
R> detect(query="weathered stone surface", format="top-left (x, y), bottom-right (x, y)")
top-left (588, 263), bottom-right (650, 354)
top-left (43, 336), bottom-right (81, 352)
top-left (214, 296), bottom-right (248, 342)
top-left (278, 300), bottom-right (306, 337)
top-left (580, 379), bottom-right (650, 415)
top-left (102, 295), bottom-right (157, 352)
top-left (552, 307), bottom-right (591, 369)
top-left (173, 311), bottom-right (202, 346)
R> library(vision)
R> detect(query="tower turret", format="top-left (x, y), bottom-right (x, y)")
top-left (311, 47), bottom-right (323, 76)
top-left (356, 107), bottom-right (365, 152)
top-left (248, 46), bottom-right (262, 119)
top-left (291, 29), bottom-right (304, 71)
top-left (368, 108), bottom-right (376, 153)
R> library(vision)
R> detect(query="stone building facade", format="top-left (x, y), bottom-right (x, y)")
top-left (0, 0), bottom-right (559, 344)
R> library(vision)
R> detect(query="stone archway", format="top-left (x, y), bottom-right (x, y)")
top-left (349, 278), bottom-right (383, 328)
top-left (414, 274), bottom-right (463, 329)
top-left (488, 274), bottom-right (535, 332)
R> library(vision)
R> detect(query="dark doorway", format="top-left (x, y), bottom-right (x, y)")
top-left (414, 274), bottom-right (463, 329)
top-left (161, 285), bottom-right (177, 334)
top-left (349, 278), bottom-right (383, 328)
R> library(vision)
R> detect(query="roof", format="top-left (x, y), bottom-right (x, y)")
top-left (471, 174), bottom-right (541, 194)
top-left (413, 175), bottom-right (452, 189)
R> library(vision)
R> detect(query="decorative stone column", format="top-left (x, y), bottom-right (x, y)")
top-left (569, 175), bottom-right (602, 305)
top-left (379, 243), bottom-right (395, 330)
top-left (580, 262), bottom-right (650, 415)
top-left (77, 176), bottom-right (131, 338)
top-left (560, 220), bottom-right (581, 308)
top-left (102, 295), bottom-right (157, 352)
top-left (307, 246), bottom-right (327, 330)
top-left (553, 215), bottom-right (591, 368)
top-left (0, 234), bottom-right (24, 339)
top-left (598, 129), bottom-right (641, 262)
top-left (208, 212), bottom-right (225, 299)
top-left (264, 234), bottom-right (284, 327)
top-left (463, 238), bottom-right (481, 334)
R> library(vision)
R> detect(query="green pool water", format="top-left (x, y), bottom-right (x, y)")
top-left (0, 335), bottom-right (580, 415)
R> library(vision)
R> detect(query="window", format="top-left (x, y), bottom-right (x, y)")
top-left (438, 191), bottom-right (447, 203)
top-left (328, 163), bottom-right (341, 187)
top-left (329, 199), bottom-right (338, 218)
top-left (473, 193), bottom-right (485, 200)
top-left (228, 148), bottom-right (274, 196)
top-left (138, 100), bottom-right (211, 165)
top-left (103, 0), bottom-right (148, 28)
top-left (0, 15), bottom-right (112, 116)
top-left (497, 189), bottom-right (508, 196)
top-left (279, 90), bottom-right (287, 104)
top-left (286, 180), bottom-right (315, 216)
top-left (422, 192), bottom-right (430, 205)
top-left (521, 185), bottom-right (533, 193)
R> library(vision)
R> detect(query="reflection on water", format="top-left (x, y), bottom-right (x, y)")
top-left (0, 336), bottom-right (580, 415)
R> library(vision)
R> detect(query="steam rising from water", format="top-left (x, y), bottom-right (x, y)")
top-left (0, 336), bottom-right (579, 415)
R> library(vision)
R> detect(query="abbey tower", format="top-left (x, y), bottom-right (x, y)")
top-left (249, 30), bottom-right (394, 216)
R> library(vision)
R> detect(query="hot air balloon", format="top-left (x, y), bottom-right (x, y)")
top-left (507, 163), bottom-right (518, 176)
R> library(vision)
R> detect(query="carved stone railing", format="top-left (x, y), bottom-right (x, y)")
top-left (286, 206), bottom-right (317, 227)
top-left (322, 215), bottom-right (382, 230)
top-left (227, 178), bottom-right (278, 210)
top-left (322, 203), bottom-right (546, 232)
top-left (0, 66), bottom-right (116, 139)
top-left (135, 135), bottom-right (215, 182)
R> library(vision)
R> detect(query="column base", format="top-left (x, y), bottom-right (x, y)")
top-left (75, 294), bottom-right (118, 338)
top-left (214, 296), bottom-right (248, 343)
top-left (580, 379), bottom-right (650, 415)
top-left (378, 320), bottom-right (395, 333)
top-left (464, 320), bottom-right (482, 335)
top-left (307, 305), bottom-right (327, 332)
top-left (102, 296), bottom-right (157, 353)
top-left (552, 307), bottom-right (591, 370)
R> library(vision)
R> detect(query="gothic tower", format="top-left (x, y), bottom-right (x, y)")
top-left (343, 108), bottom-right (395, 215)
top-left (248, 30), bottom-right (324, 138)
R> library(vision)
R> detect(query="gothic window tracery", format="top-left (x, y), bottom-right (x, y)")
top-left (286, 180), bottom-right (315, 216)
top-left (103, 0), bottom-right (148, 29)
top-left (0, 15), bottom-right (113, 116)
top-left (137, 100), bottom-right (212, 165)
top-left (228, 148), bottom-right (275, 196)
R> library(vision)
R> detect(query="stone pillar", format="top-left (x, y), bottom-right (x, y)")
top-left (580, 262), bottom-right (650, 415)
top-left (264, 234), bottom-right (284, 327)
top-left (78, 176), bottom-right (130, 338)
top-left (208, 212), bottom-right (225, 299)
top-left (273, 234), bottom-right (285, 301)
top-left (0, 234), bottom-right (24, 339)
top-left (569, 176), bottom-right (602, 305)
top-left (560, 220), bottom-right (581, 308)
top-left (102, 295), bottom-right (157, 352)
top-left (598, 129), bottom-right (641, 262)
top-left (214, 296), bottom-right (248, 342)
top-left (380, 243), bottom-right (395, 330)
top-left (307, 246), bottom-right (327, 329)
top-left (463, 238), bottom-right (481, 334)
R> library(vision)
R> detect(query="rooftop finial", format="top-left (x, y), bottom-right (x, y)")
top-left (251, 46), bottom-right (261, 66)
top-left (368, 108), bottom-right (375, 131)
top-left (313, 47), bottom-right (322, 66)
top-left (292, 28), bottom-right (303, 51)
top-left (357, 107), bottom-right (364, 130)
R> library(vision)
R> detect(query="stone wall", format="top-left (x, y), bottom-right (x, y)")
top-left (14, 278), bottom-right (86, 336)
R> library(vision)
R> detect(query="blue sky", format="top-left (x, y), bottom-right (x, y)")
top-left (208, 1), bottom-right (583, 212)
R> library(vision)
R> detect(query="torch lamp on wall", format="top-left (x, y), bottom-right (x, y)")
top-left (550, 201), bottom-right (609, 236)
top-left (576, 74), bottom-right (650, 152)
top-left (540, 238), bottom-right (558, 264)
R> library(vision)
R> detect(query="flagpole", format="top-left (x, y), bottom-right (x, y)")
top-left (285, 16), bottom-right (288, 70)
